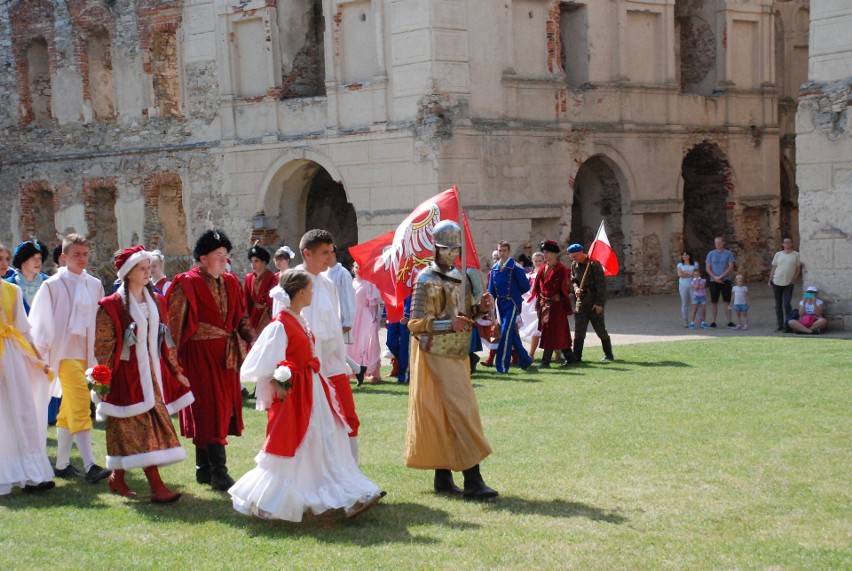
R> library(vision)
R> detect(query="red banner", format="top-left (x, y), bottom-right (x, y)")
top-left (349, 186), bottom-right (479, 321)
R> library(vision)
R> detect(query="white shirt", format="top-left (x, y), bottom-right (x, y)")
top-left (29, 269), bottom-right (104, 377)
top-left (296, 266), bottom-right (350, 378)
top-left (322, 263), bottom-right (356, 332)
top-left (771, 250), bottom-right (800, 287)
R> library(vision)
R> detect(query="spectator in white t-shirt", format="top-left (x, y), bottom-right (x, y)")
top-left (768, 237), bottom-right (801, 332)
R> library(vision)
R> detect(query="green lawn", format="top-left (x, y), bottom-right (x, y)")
top-left (1, 338), bottom-right (850, 569)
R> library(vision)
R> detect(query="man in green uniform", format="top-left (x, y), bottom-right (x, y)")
top-left (568, 243), bottom-right (614, 363)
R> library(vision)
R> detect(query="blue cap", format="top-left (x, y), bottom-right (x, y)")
top-left (567, 243), bottom-right (584, 253)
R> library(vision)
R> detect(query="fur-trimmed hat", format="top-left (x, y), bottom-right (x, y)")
top-left (115, 245), bottom-right (151, 280)
top-left (248, 244), bottom-right (271, 263)
top-left (12, 240), bottom-right (48, 269)
top-left (193, 229), bottom-right (232, 261)
top-left (567, 243), bottom-right (584, 253)
top-left (539, 240), bottom-right (560, 254)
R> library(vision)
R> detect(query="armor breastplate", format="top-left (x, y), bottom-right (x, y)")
top-left (411, 264), bottom-right (471, 359)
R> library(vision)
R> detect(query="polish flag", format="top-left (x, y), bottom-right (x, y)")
top-left (589, 221), bottom-right (619, 277)
top-left (349, 186), bottom-right (479, 321)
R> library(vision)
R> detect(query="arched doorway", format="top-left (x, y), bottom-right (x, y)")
top-left (570, 156), bottom-right (625, 292)
top-left (681, 142), bottom-right (733, 262)
top-left (269, 159), bottom-right (357, 268)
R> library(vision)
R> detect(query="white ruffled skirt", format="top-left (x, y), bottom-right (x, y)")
top-left (229, 375), bottom-right (382, 522)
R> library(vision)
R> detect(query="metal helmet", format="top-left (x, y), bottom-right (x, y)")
top-left (432, 220), bottom-right (462, 249)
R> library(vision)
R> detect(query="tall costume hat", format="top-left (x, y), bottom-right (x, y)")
top-left (539, 240), bottom-right (560, 254)
top-left (193, 229), bottom-right (232, 261)
top-left (115, 245), bottom-right (152, 280)
top-left (12, 239), bottom-right (48, 269)
top-left (248, 244), bottom-right (271, 263)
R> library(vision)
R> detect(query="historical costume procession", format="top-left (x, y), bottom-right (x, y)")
top-left (94, 246), bottom-right (194, 502)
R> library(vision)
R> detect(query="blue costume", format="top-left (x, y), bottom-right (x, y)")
top-left (385, 296), bottom-right (411, 384)
top-left (487, 257), bottom-right (533, 373)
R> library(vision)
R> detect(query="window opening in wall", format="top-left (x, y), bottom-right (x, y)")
top-left (26, 38), bottom-right (52, 127)
top-left (682, 143), bottom-right (733, 257)
top-left (88, 187), bottom-right (119, 286)
top-left (31, 186), bottom-right (57, 274)
top-left (675, 0), bottom-right (718, 95)
top-left (280, 0), bottom-right (326, 98)
top-left (559, 2), bottom-right (588, 88)
top-left (86, 29), bottom-right (116, 121)
top-left (150, 30), bottom-right (181, 116)
top-left (157, 180), bottom-right (190, 256)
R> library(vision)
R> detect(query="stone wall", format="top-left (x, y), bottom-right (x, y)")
top-left (796, 1), bottom-right (852, 329)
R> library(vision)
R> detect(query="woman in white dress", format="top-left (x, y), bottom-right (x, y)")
top-left (230, 269), bottom-right (384, 521)
top-left (519, 252), bottom-right (545, 359)
top-left (0, 280), bottom-right (55, 495)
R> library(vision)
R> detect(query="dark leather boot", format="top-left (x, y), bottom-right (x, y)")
top-left (601, 338), bottom-right (615, 362)
top-left (469, 352), bottom-right (480, 374)
top-left (195, 446), bottom-right (211, 484)
top-left (356, 365), bottom-right (367, 387)
top-left (207, 444), bottom-right (235, 491)
top-left (539, 349), bottom-right (553, 369)
top-left (462, 464), bottom-right (498, 500)
top-left (434, 469), bottom-right (462, 495)
top-left (573, 339), bottom-right (585, 363)
top-left (561, 347), bottom-right (578, 367)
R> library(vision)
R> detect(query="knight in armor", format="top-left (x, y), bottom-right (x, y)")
top-left (405, 220), bottom-right (499, 500)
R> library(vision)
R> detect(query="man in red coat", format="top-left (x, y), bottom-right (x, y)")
top-left (244, 244), bottom-right (276, 335)
top-left (531, 240), bottom-right (578, 368)
top-left (166, 230), bottom-right (255, 491)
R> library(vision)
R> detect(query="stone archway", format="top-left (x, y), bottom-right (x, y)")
top-left (570, 155), bottom-right (626, 292)
top-left (260, 157), bottom-right (357, 268)
top-left (681, 142), bottom-right (733, 262)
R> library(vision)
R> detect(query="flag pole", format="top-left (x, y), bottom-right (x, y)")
top-left (456, 186), bottom-right (468, 315)
top-left (578, 221), bottom-right (603, 292)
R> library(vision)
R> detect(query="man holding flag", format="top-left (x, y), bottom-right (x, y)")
top-left (568, 222), bottom-right (618, 363)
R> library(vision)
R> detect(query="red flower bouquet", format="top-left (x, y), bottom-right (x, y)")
top-left (85, 365), bottom-right (112, 396)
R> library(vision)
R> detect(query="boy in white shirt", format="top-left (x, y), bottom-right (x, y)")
top-left (29, 234), bottom-right (110, 483)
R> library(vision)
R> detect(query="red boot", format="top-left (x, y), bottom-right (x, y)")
top-left (144, 466), bottom-right (181, 503)
top-left (108, 469), bottom-right (136, 497)
top-left (389, 357), bottom-right (399, 378)
top-left (482, 350), bottom-right (496, 367)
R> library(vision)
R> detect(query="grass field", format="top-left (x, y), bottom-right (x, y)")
top-left (1, 337), bottom-right (849, 569)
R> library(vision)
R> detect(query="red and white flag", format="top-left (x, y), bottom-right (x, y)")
top-left (349, 186), bottom-right (479, 321)
top-left (589, 221), bottom-right (619, 277)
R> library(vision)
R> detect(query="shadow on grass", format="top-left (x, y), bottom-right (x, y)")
top-left (352, 387), bottom-right (411, 397)
top-left (126, 495), bottom-right (468, 545)
top-left (472, 371), bottom-right (545, 384)
top-left (609, 360), bottom-right (691, 368)
top-left (0, 479), bottom-right (116, 511)
top-left (483, 496), bottom-right (627, 524)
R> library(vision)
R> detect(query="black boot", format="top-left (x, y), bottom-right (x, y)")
top-left (434, 469), bottom-right (462, 495)
top-left (469, 353), bottom-right (480, 374)
top-left (561, 347), bottom-right (578, 367)
top-left (601, 338), bottom-right (615, 362)
top-left (573, 339), bottom-right (585, 363)
top-left (207, 444), bottom-right (235, 491)
top-left (462, 464), bottom-right (498, 500)
top-left (539, 349), bottom-right (553, 369)
top-left (195, 447), bottom-right (211, 485)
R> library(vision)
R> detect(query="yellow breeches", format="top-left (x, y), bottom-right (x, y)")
top-left (56, 359), bottom-right (93, 434)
